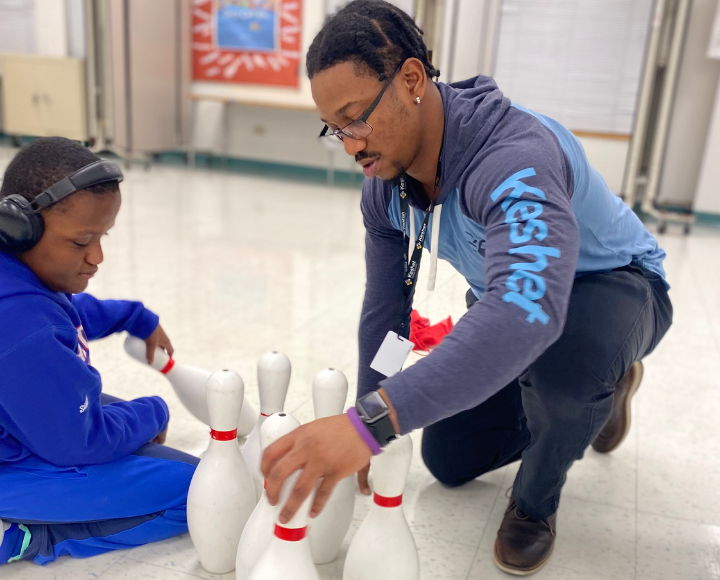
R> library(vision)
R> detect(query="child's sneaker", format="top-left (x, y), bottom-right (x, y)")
top-left (0, 521), bottom-right (31, 564)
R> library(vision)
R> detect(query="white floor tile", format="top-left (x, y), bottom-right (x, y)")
top-left (637, 512), bottom-right (720, 580)
top-left (0, 551), bottom-right (127, 580)
top-left (102, 556), bottom-right (229, 580)
top-left (123, 535), bottom-right (232, 580)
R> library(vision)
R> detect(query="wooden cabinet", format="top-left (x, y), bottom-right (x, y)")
top-left (0, 53), bottom-right (87, 141)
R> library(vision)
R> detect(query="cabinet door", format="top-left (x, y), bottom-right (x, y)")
top-left (35, 59), bottom-right (87, 141)
top-left (1, 57), bottom-right (44, 136)
top-left (0, 54), bottom-right (87, 141)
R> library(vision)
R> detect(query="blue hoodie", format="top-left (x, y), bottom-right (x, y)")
top-left (359, 76), bottom-right (667, 433)
top-left (0, 251), bottom-right (169, 467)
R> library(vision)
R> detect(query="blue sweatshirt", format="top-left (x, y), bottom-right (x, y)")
top-left (359, 76), bottom-right (667, 433)
top-left (0, 251), bottom-right (169, 467)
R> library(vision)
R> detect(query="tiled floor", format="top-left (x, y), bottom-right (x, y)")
top-left (2, 146), bottom-right (720, 579)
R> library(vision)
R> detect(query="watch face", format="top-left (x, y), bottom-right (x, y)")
top-left (359, 391), bottom-right (388, 420)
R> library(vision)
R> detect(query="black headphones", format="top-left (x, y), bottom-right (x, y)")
top-left (0, 160), bottom-right (124, 253)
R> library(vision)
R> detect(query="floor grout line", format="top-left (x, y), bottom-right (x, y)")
top-left (463, 467), bottom-right (507, 580)
top-left (688, 254), bottom-right (720, 357)
top-left (121, 555), bottom-right (219, 579)
top-left (94, 552), bottom-right (131, 580)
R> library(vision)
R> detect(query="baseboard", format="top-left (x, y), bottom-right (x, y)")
top-left (0, 133), bottom-right (363, 189)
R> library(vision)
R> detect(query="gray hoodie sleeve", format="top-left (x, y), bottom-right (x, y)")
top-left (357, 179), bottom-right (413, 399)
top-left (379, 137), bottom-right (580, 433)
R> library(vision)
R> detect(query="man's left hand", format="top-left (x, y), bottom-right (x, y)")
top-left (145, 324), bottom-right (174, 365)
top-left (262, 414), bottom-right (373, 524)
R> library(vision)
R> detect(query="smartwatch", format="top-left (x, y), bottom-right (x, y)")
top-left (355, 391), bottom-right (397, 448)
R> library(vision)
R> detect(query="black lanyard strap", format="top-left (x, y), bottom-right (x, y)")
top-left (400, 174), bottom-right (433, 298)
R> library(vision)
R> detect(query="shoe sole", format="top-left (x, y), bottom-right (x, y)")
top-left (607, 361), bottom-right (644, 453)
top-left (493, 542), bottom-right (554, 576)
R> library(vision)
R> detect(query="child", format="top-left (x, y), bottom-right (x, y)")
top-left (0, 137), bottom-right (198, 565)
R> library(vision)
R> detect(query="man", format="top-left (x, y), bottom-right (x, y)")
top-left (262, 0), bottom-right (673, 574)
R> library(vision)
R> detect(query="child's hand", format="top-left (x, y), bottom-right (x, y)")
top-left (145, 325), bottom-right (174, 365)
top-left (152, 426), bottom-right (168, 445)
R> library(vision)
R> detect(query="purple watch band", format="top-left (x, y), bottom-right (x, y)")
top-left (346, 407), bottom-right (383, 456)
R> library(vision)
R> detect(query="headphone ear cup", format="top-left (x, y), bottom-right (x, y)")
top-left (0, 195), bottom-right (44, 253)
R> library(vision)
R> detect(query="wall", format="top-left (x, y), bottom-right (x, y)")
top-left (695, 74), bottom-right (720, 214)
top-left (3, 0), bottom-right (667, 194)
top-left (192, 100), bottom-right (357, 173)
top-left (34, 0), bottom-right (68, 57)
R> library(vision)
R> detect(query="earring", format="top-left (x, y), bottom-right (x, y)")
top-left (415, 97), bottom-right (421, 104)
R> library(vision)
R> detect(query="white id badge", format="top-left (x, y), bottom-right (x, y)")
top-left (370, 331), bottom-right (414, 377)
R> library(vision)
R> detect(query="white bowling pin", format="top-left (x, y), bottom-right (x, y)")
top-left (308, 368), bottom-right (355, 564)
top-left (236, 412), bottom-right (301, 580)
top-left (186, 370), bottom-right (256, 574)
top-left (242, 351), bottom-right (291, 501)
top-left (247, 470), bottom-right (319, 580)
top-left (123, 335), bottom-right (257, 436)
top-left (343, 435), bottom-right (419, 580)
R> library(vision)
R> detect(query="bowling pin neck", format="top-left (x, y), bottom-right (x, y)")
top-left (371, 435), bottom-right (413, 495)
top-left (312, 401), bottom-right (341, 420)
top-left (257, 351), bottom-right (291, 413)
top-left (273, 523), bottom-right (308, 541)
top-left (275, 471), bottom-right (314, 529)
top-left (373, 492), bottom-right (403, 508)
top-left (206, 370), bottom-right (245, 430)
top-left (210, 428), bottom-right (238, 441)
top-left (312, 369), bottom-right (349, 419)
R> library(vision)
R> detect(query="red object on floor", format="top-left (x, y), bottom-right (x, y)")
top-left (409, 310), bottom-right (454, 353)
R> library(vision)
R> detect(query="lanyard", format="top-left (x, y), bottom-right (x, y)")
top-left (399, 165), bottom-right (441, 299)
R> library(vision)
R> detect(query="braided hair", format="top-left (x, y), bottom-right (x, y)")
top-left (306, 0), bottom-right (439, 82)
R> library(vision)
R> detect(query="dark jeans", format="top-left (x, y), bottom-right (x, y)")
top-left (421, 265), bottom-right (673, 520)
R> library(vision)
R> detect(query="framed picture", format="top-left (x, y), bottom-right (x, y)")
top-left (192, 0), bottom-right (303, 88)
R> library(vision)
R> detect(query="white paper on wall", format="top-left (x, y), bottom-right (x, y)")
top-left (493, 0), bottom-right (655, 135)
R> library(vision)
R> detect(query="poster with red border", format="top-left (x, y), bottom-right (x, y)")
top-left (192, 0), bottom-right (302, 88)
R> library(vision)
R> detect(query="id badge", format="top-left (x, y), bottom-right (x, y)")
top-left (370, 331), bottom-right (414, 377)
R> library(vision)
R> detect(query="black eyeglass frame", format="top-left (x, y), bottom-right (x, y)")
top-left (318, 62), bottom-right (404, 142)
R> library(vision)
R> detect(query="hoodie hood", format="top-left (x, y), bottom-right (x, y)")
top-left (0, 250), bottom-right (70, 306)
top-left (434, 76), bottom-right (511, 205)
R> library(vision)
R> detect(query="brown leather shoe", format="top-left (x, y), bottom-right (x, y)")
top-left (494, 497), bottom-right (557, 576)
top-left (592, 361), bottom-right (644, 453)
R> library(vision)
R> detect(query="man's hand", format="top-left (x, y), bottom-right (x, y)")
top-left (145, 325), bottom-right (174, 365)
top-left (262, 414), bottom-right (373, 524)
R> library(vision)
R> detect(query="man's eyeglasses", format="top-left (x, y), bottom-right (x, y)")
top-left (319, 63), bottom-right (403, 142)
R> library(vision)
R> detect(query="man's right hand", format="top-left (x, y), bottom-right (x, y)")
top-left (357, 463), bottom-right (371, 495)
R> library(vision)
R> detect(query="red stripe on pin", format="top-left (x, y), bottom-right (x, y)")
top-left (261, 413), bottom-right (271, 417)
top-left (374, 493), bottom-right (403, 507)
top-left (274, 524), bottom-right (307, 541)
top-left (210, 429), bottom-right (238, 441)
top-left (160, 358), bottom-right (175, 375)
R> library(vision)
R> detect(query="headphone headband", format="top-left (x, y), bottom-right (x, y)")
top-left (22, 160), bottom-right (124, 214)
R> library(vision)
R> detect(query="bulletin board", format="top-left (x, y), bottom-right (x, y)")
top-left (191, 0), bottom-right (322, 110)
top-left (192, 0), bottom-right (302, 87)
